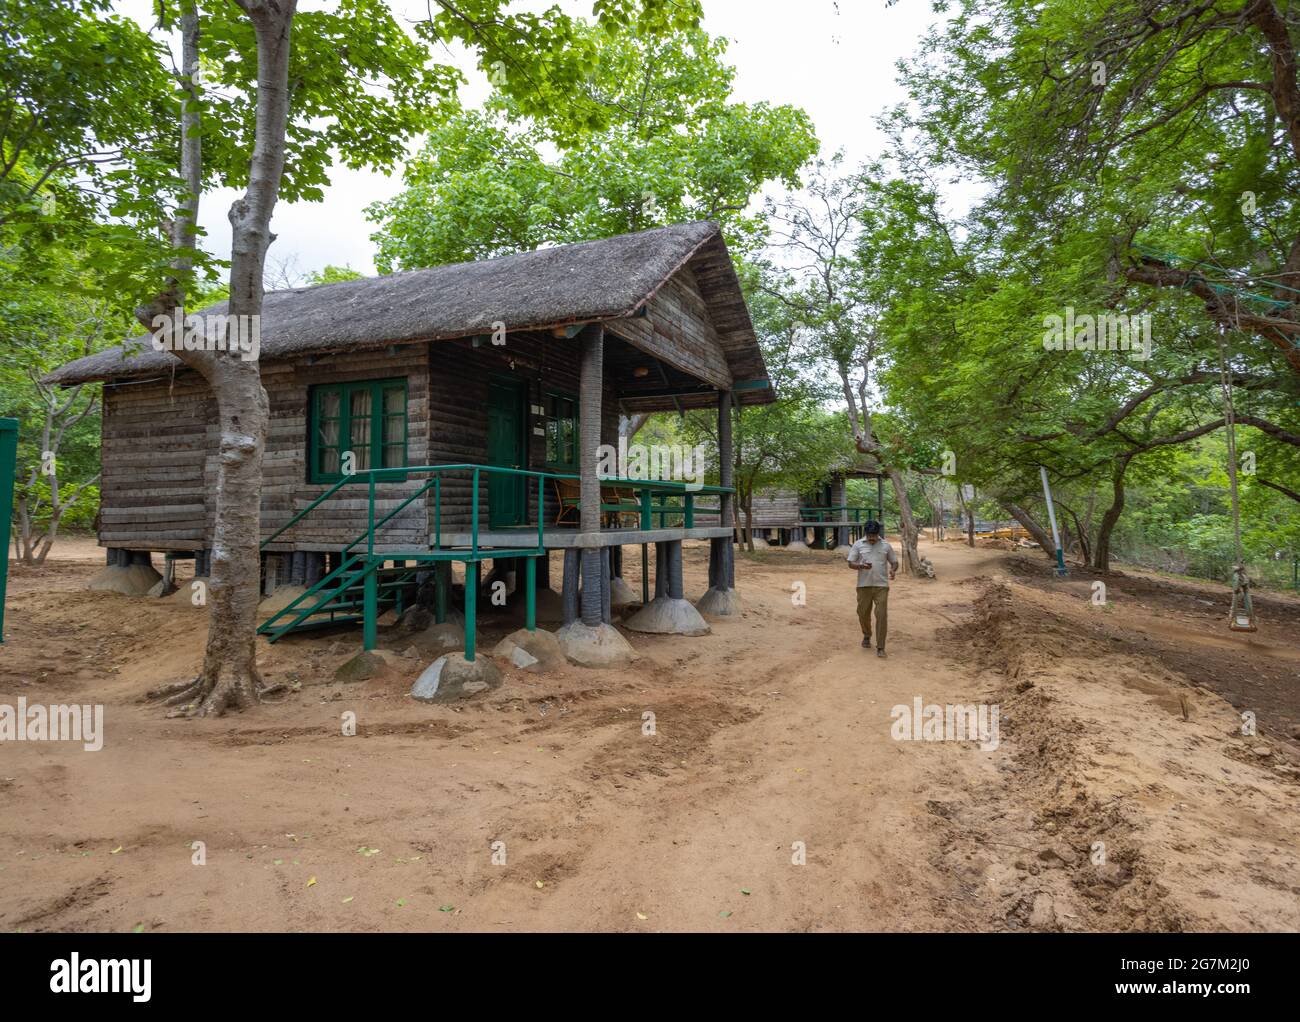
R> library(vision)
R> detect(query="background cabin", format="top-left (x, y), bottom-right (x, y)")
top-left (748, 465), bottom-right (885, 549)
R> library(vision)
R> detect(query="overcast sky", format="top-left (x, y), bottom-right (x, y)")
top-left (117, 0), bottom-right (952, 279)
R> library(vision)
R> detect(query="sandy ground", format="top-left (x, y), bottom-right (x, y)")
top-left (0, 535), bottom-right (1297, 932)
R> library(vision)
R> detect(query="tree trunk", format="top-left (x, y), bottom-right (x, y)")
top-left (1091, 460), bottom-right (1129, 573)
top-left (142, 0), bottom-right (294, 716)
top-left (16, 494), bottom-right (34, 565)
top-left (1064, 504), bottom-right (1091, 564)
top-left (886, 468), bottom-right (924, 576)
top-left (1004, 501), bottom-right (1054, 557)
top-left (741, 492), bottom-right (754, 553)
top-left (959, 487), bottom-right (975, 547)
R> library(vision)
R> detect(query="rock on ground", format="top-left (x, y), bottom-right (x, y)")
top-left (492, 628), bottom-right (566, 673)
top-left (410, 654), bottom-right (503, 702)
top-left (333, 650), bottom-right (388, 683)
top-left (555, 621), bottom-right (640, 667)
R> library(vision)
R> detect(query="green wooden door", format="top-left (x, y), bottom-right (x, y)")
top-left (487, 378), bottom-right (526, 528)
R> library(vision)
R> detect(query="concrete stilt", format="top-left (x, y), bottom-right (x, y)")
top-left (608, 544), bottom-right (637, 607)
top-left (696, 535), bottom-right (743, 616)
top-left (88, 548), bottom-right (162, 595)
top-left (561, 547), bottom-right (580, 625)
top-left (626, 539), bottom-right (710, 635)
top-left (600, 547), bottom-right (612, 624)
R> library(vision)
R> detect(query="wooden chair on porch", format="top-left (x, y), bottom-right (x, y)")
top-left (552, 478), bottom-right (641, 528)
top-left (554, 477), bottom-right (581, 526)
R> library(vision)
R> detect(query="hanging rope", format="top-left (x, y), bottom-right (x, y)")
top-left (1215, 326), bottom-right (1257, 632)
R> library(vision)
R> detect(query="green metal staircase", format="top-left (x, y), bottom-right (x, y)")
top-left (258, 556), bottom-right (420, 643)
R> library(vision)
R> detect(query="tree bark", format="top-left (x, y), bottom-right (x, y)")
top-left (1063, 503), bottom-right (1091, 564)
top-left (141, 0), bottom-right (295, 716)
top-left (958, 485), bottom-right (975, 547)
top-left (1091, 459), bottom-right (1130, 573)
top-left (1259, 477), bottom-right (1300, 505)
top-left (886, 468), bottom-right (923, 575)
top-left (1003, 501), bottom-right (1054, 557)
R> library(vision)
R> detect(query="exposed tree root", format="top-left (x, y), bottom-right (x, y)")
top-left (148, 663), bottom-right (272, 718)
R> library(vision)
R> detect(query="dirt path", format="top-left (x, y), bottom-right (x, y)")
top-left (1, 538), bottom-right (1297, 932)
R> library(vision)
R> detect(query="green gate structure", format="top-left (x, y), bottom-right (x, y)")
top-left (0, 418), bottom-right (17, 643)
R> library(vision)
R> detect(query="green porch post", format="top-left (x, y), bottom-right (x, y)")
top-left (363, 564), bottom-right (378, 650)
top-left (465, 560), bottom-right (479, 661)
top-left (641, 542), bottom-right (649, 604)
top-left (435, 561), bottom-right (449, 624)
top-left (0, 419), bottom-right (16, 644)
top-left (525, 555), bottom-right (536, 632)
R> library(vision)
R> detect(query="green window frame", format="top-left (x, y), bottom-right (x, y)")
top-left (309, 377), bottom-right (408, 483)
top-left (543, 390), bottom-right (578, 470)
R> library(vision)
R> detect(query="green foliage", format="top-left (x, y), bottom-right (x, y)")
top-left (303, 264), bottom-right (364, 286)
top-left (828, 0), bottom-right (1300, 584)
top-left (369, 21), bottom-right (817, 267)
top-left (674, 263), bottom-right (855, 509)
top-left (19, 479), bottom-right (99, 531)
top-left (186, 0), bottom-right (463, 206)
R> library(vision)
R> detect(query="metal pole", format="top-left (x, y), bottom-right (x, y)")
top-left (1039, 465), bottom-right (1068, 577)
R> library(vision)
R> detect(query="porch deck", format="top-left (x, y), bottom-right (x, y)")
top-left (439, 525), bottom-right (733, 548)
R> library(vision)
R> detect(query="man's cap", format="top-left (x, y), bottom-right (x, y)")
top-left (864, 520), bottom-right (882, 534)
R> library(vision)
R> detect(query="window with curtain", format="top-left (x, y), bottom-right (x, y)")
top-left (309, 378), bottom-right (408, 483)
top-left (544, 391), bottom-right (578, 469)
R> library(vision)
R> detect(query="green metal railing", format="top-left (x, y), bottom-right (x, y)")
top-left (259, 463), bottom-right (559, 659)
top-left (258, 463), bottom-right (734, 661)
top-left (595, 477), bottom-right (731, 529)
top-left (798, 505), bottom-right (882, 524)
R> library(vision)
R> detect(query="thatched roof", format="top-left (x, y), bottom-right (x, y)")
top-left (45, 221), bottom-right (771, 403)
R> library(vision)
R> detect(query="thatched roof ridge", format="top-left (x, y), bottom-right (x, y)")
top-left (46, 221), bottom-right (758, 387)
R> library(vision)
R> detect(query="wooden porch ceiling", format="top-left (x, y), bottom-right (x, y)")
top-left (604, 333), bottom-right (768, 413)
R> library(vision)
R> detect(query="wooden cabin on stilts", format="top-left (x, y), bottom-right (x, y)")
top-left (746, 464), bottom-right (886, 551)
top-left (45, 222), bottom-right (772, 675)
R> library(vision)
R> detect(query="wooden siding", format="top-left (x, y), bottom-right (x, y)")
top-left (97, 334), bottom-right (626, 552)
top-left (746, 488), bottom-right (800, 528)
top-left (99, 346), bottom-right (431, 554)
top-left (425, 332), bottom-right (618, 534)
top-left (609, 263), bottom-right (732, 391)
top-left (260, 346), bottom-right (431, 553)
top-left (99, 374), bottom-right (213, 547)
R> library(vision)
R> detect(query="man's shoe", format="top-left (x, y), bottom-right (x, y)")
top-left (861, 637), bottom-right (871, 648)
top-left (876, 648), bottom-right (887, 658)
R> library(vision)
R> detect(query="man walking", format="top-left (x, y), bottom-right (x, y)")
top-left (847, 521), bottom-right (898, 657)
